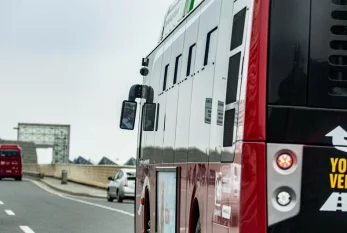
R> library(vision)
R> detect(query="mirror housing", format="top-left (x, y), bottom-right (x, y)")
top-left (108, 176), bottom-right (113, 181)
top-left (119, 100), bottom-right (137, 130)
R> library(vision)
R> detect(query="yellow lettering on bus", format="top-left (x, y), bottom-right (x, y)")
top-left (331, 158), bottom-right (339, 173)
top-left (339, 158), bottom-right (347, 173)
top-left (338, 174), bottom-right (344, 189)
top-left (330, 173), bottom-right (338, 188)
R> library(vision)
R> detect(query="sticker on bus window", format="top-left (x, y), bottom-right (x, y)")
top-left (222, 205), bottom-right (231, 219)
top-left (217, 101), bottom-right (224, 126)
top-left (205, 98), bottom-right (212, 124)
top-left (215, 172), bottom-right (222, 207)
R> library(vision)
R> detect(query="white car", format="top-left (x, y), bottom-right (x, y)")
top-left (107, 168), bottom-right (136, 202)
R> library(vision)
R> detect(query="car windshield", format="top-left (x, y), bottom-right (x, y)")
top-left (0, 150), bottom-right (19, 157)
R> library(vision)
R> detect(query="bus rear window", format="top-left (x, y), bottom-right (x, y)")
top-left (0, 150), bottom-right (20, 157)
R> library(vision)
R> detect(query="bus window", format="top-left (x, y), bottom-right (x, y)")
top-left (204, 27), bottom-right (218, 66)
top-left (173, 54), bottom-right (182, 84)
top-left (230, 7), bottom-right (247, 51)
top-left (332, 0), bottom-right (347, 4)
top-left (155, 103), bottom-right (160, 131)
top-left (223, 109), bottom-right (235, 147)
top-left (163, 64), bottom-right (169, 91)
top-left (226, 52), bottom-right (241, 104)
top-left (186, 43), bottom-right (196, 76)
top-left (0, 150), bottom-right (20, 157)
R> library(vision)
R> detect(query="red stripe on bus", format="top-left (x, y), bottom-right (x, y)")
top-left (243, 0), bottom-right (270, 141)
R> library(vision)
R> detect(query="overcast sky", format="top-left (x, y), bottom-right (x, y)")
top-left (0, 0), bottom-right (173, 164)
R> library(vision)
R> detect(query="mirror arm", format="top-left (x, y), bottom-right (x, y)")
top-left (142, 85), bottom-right (154, 103)
top-left (128, 85), bottom-right (143, 101)
top-left (128, 84), bottom-right (154, 103)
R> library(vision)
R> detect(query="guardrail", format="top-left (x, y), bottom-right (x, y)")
top-left (23, 171), bottom-right (41, 180)
top-left (23, 164), bottom-right (135, 189)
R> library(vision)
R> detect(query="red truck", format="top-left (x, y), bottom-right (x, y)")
top-left (0, 144), bottom-right (23, 181)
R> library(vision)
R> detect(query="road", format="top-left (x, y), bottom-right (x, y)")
top-left (0, 179), bottom-right (134, 233)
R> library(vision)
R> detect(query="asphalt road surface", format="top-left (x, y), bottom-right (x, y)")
top-left (0, 179), bottom-right (134, 233)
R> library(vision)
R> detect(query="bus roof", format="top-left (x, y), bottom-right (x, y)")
top-left (146, 0), bottom-right (206, 58)
top-left (0, 144), bottom-right (22, 150)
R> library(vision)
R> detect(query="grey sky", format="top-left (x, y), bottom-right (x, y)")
top-left (0, 0), bottom-right (172, 164)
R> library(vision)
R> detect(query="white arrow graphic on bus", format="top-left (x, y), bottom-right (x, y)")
top-left (326, 126), bottom-right (347, 153)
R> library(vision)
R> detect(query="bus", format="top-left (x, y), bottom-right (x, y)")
top-left (0, 144), bottom-right (23, 181)
top-left (119, 0), bottom-right (347, 232)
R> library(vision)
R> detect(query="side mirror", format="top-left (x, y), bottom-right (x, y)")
top-left (143, 103), bottom-right (156, 131)
top-left (120, 100), bottom-right (137, 130)
top-left (108, 176), bottom-right (113, 181)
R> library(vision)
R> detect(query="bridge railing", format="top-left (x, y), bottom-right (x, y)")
top-left (23, 164), bottom-right (135, 189)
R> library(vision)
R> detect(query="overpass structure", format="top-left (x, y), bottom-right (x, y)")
top-left (15, 123), bottom-right (70, 164)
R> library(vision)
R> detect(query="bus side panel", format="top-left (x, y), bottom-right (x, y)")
top-left (187, 0), bottom-right (222, 233)
top-left (187, 0), bottom-right (221, 164)
top-left (162, 21), bottom-right (186, 164)
top-left (140, 57), bottom-right (153, 160)
top-left (156, 39), bottom-right (172, 165)
top-left (137, 49), bottom-right (163, 233)
top-left (207, 0), bottom-right (237, 231)
top-left (208, 0), bottom-right (235, 163)
top-left (145, 51), bottom-right (164, 165)
top-left (175, 6), bottom-right (201, 233)
top-left (142, 52), bottom-right (157, 233)
top-left (164, 15), bottom-right (188, 233)
top-left (153, 34), bottom-right (174, 233)
top-left (153, 52), bottom-right (165, 165)
top-left (174, 11), bottom-right (199, 164)
top-left (207, 0), bottom-right (243, 230)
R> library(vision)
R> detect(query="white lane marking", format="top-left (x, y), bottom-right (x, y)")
top-left (20, 226), bottom-right (35, 233)
top-left (5, 210), bottom-right (15, 216)
top-left (0, 201), bottom-right (4, 205)
top-left (62, 195), bottom-right (134, 217)
top-left (28, 179), bottom-right (134, 217)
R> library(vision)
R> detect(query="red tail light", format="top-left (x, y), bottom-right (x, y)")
top-left (276, 153), bottom-right (294, 170)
